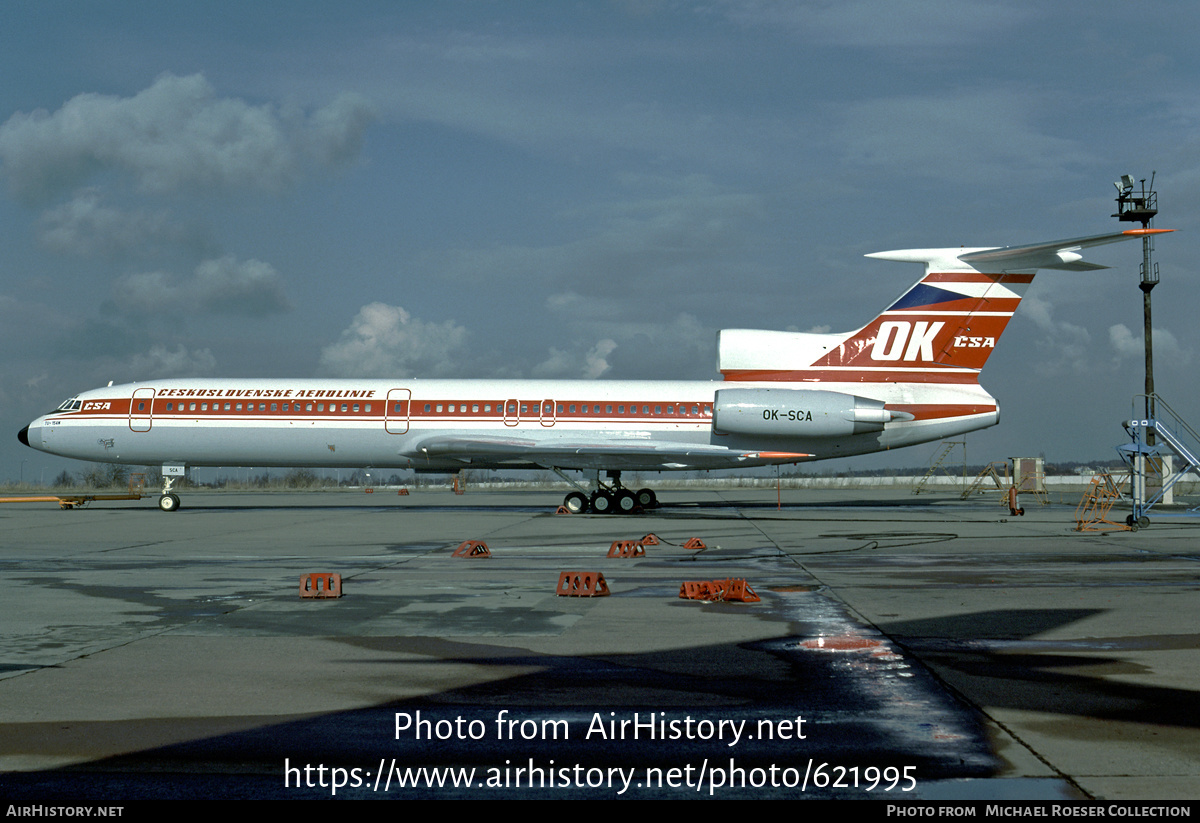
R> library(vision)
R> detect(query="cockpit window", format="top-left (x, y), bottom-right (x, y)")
top-left (53, 397), bottom-right (82, 413)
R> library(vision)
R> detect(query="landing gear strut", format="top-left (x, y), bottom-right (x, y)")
top-left (556, 470), bottom-right (656, 515)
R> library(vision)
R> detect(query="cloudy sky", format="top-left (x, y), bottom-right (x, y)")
top-left (3, 1), bottom-right (1198, 482)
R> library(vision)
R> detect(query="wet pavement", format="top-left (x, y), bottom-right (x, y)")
top-left (1, 488), bottom-right (1197, 799)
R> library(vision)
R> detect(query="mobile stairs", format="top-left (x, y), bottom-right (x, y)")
top-left (1119, 394), bottom-right (1200, 529)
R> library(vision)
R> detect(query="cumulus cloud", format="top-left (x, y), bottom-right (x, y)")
top-left (37, 189), bottom-right (205, 259)
top-left (541, 293), bottom-right (713, 378)
top-left (0, 73), bottom-right (374, 205)
top-left (113, 256), bottom-right (291, 317)
top-left (1109, 323), bottom-right (1192, 368)
top-left (533, 338), bottom-right (618, 379)
top-left (317, 302), bottom-right (470, 377)
top-left (123, 344), bottom-right (218, 379)
top-left (1022, 292), bottom-right (1093, 376)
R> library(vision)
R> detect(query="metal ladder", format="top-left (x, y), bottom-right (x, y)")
top-left (1121, 394), bottom-right (1200, 526)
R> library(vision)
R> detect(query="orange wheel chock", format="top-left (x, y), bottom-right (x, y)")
top-left (679, 578), bottom-right (759, 603)
top-left (300, 573), bottom-right (342, 599)
top-left (682, 538), bottom-right (706, 550)
top-left (452, 540), bottom-right (491, 558)
top-left (365, 488), bottom-right (374, 493)
top-left (679, 580), bottom-right (719, 600)
top-left (556, 505), bottom-right (572, 514)
top-left (397, 488), bottom-right (409, 495)
top-left (557, 571), bottom-right (610, 597)
top-left (724, 578), bottom-right (761, 603)
top-left (607, 540), bottom-right (646, 558)
top-left (640, 533), bottom-right (660, 545)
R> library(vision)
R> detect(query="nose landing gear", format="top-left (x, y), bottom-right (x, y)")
top-left (157, 475), bottom-right (182, 512)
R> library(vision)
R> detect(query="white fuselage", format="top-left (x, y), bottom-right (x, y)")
top-left (22, 376), bottom-right (998, 473)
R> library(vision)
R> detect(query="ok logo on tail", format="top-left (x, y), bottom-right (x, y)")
top-left (870, 321), bottom-right (945, 362)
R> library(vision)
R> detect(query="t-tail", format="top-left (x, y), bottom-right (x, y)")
top-left (718, 229), bottom-right (1171, 384)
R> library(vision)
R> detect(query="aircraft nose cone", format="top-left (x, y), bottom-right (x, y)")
top-left (18, 425), bottom-right (30, 447)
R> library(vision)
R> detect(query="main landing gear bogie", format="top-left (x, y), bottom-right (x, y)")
top-left (559, 471), bottom-right (657, 515)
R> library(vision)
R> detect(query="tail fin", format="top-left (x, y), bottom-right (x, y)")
top-left (718, 229), bottom-right (1170, 384)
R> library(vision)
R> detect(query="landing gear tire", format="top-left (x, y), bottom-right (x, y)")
top-left (614, 489), bottom-right (637, 514)
top-left (635, 488), bottom-right (657, 509)
top-left (1126, 514), bottom-right (1150, 528)
top-left (158, 493), bottom-right (181, 512)
top-left (590, 490), bottom-right (614, 514)
top-left (563, 491), bottom-right (589, 514)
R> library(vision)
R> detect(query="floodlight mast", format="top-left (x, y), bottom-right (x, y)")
top-left (1113, 172), bottom-right (1159, 430)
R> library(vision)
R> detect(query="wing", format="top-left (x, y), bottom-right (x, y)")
top-left (406, 434), bottom-right (812, 471)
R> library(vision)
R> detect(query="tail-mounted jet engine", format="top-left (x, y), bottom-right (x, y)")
top-left (712, 388), bottom-right (913, 438)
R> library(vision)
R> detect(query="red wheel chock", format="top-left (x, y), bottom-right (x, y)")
top-left (397, 488), bottom-right (409, 495)
top-left (556, 505), bottom-right (572, 514)
top-left (557, 571), bottom-right (610, 597)
top-left (300, 572), bottom-right (342, 599)
top-left (640, 533), bottom-right (660, 545)
top-left (607, 540), bottom-right (646, 558)
top-left (452, 540), bottom-right (491, 558)
top-left (681, 538), bottom-right (706, 550)
top-left (678, 578), bottom-right (759, 603)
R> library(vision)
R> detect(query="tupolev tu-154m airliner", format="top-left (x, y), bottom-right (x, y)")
top-left (19, 228), bottom-right (1170, 513)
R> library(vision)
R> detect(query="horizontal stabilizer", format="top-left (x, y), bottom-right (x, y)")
top-left (868, 229), bottom-right (1172, 273)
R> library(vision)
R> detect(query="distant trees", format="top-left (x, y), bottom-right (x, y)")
top-left (80, 464), bottom-right (128, 489)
